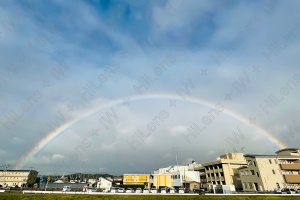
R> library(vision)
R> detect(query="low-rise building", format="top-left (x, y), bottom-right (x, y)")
top-left (123, 174), bottom-right (150, 188)
top-left (97, 177), bottom-right (112, 191)
top-left (0, 170), bottom-right (38, 187)
top-left (238, 148), bottom-right (300, 192)
top-left (171, 170), bottom-right (200, 191)
top-left (195, 153), bottom-right (247, 191)
top-left (151, 174), bottom-right (172, 189)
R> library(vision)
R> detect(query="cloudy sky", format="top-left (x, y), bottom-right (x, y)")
top-left (1, 0), bottom-right (300, 175)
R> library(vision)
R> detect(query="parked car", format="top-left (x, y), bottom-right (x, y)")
top-left (274, 189), bottom-right (282, 194)
top-left (143, 189), bottom-right (150, 193)
top-left (118, 188), bottom-right (125, 193)
top-left (178, 188), bottom-right (184, 194)
top-left (110, 187), bottom-right (118, 193)
top-left (126, 188), bottom-right (133, 193)
top-left (62, 186), bottom-right (71, 192)
top-left (296, 188), bottom-right (300, 193)
top-left (281, 188), bottom-right (296, 194)
top-left (169, 188), bottom-right (175, 193)
top-left (161, 187), bottom-right (167, 193)
top-left (135, 188), bottom-right (142, 193)
top-left (150, 188), bottom-right (157, 193)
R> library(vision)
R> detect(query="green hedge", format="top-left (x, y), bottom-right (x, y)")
top-left (1, 194), bottom-right (300, 200)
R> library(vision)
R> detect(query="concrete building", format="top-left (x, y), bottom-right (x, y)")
top-left (195, 153), bottom-right (247, 191)
top-left (97, 177), bottom-right (112, 191)
top-left (123, 174), bottom-right (150, 188)
top-left (238, 148), bottom-right (300, 192)
top-left (276, 148), bottom-right (300, 189)
top-left (153, 165), bottom-right (189, 174)
top-left (112, 176), bottom-right (122, 186)
top-left (0, 170), bottom-right (38, 187)
top-left (151, 174), bottom-right (172, 189)
top-left (171, 170), bottom-right (200, 191)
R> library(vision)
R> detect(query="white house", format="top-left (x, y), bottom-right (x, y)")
top-left (171, 170), bottom-right (200, 187)
top-left (97, 177), bottom-right (112, 191)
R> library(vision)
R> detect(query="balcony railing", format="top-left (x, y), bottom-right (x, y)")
top-left (280, 164), bottom-right (300, 170)
top-left (283, 175), bottom-right (300, 183)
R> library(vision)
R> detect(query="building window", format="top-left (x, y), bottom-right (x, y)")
top-left (243, 182), bottom-right (247, 189)
top-left (220, 172), bottom-right (224, 177)
top-left (250, 170), bottom-right (255, 175)
top-left (272, 170), bottom-right (275, 174)
top-left (245, 171), bottom-right (249, 175)
top-left (249, 183), bottom-right (253, 189)
top-left (256, 172), bottom-right (260, 177)
top-left (240, 171), bottom-right (244, 176)
top-left (253, 161), bottom-right (256, 167)
top-left (269, 159), bottom-right (272, 164)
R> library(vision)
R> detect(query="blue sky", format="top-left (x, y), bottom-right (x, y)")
top-left (1, 0), bottom-right (300, 175)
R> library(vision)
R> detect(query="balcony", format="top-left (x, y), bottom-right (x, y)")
top-left (280, 164), bottom-right (300, 170)
top-left (283, 175), bottom-right (300, 183)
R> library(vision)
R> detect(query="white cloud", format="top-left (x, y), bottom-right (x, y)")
top-left (52, 154), bottom-right (65, 160)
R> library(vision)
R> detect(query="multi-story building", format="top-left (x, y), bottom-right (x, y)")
top-left (123, 174), bottom-right (150, 188)
top-left (276, 148), bottom-right (300, 189)
top-left (238, 148), bottom-right (300, 192)
top-left (0, 170), bottom-right (38, 187)
top-left (195, 153), bottom-right (247, 191)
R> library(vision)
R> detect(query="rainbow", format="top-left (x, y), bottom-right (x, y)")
top-left (15, 93), bottom-right (287, 169)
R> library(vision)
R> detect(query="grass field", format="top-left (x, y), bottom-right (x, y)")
top-left (1, 194), bottom-right (300, 200)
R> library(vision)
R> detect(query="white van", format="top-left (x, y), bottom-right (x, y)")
top-left (169, 188), bottom-right (175, 193)
top-left (135, 188), bottom-right (142, 193)
top-left (150, 188), bottom-right (157, 193)
top-left (62, 186), bottom-right (71, 192)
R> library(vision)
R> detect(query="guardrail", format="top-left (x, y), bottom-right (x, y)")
top-left (22, 190), bottom-right (199, 195)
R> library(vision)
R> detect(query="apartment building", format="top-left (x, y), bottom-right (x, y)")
top-left (0, 170), bottom-right (38, 187)
top-left (123, 174), bottom-right (150, 188)
top-left (239, 148), bottom-right (300, 192)
top-left (195, 153), bottom-right (247, 191)
top-left (276, 148), bottom-right (300, 189)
